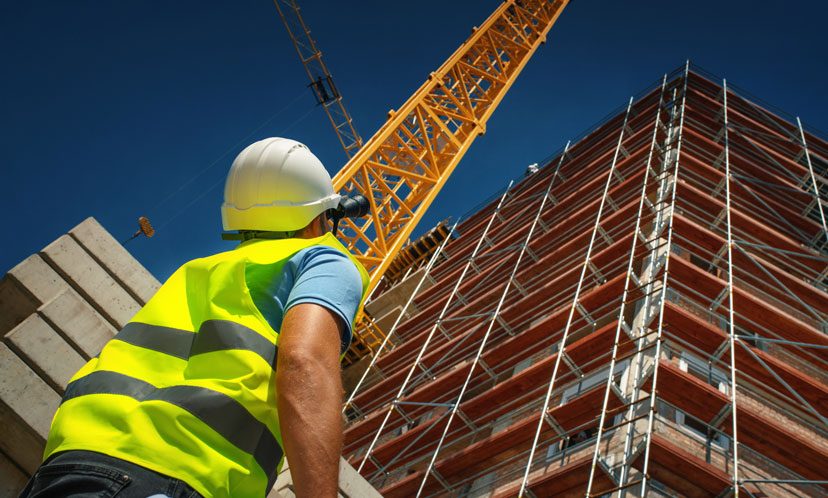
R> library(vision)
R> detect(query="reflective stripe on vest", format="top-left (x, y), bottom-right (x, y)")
top-left (63, 370), bottom-right (283, 478)
top-left (115, 320), bottom-right (277, 365)
top-left (44, 233), bottom-right (370, 498)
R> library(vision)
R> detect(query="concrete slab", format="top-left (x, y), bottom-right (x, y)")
top-left (0, 403), bottom-right (43, 475)
top-left (373, 305), bottom-right (409, 335)
top-left (0, 451), bottom-right (29, 498)
top-left (268, 457), bottom-right (381, 498)
top-left (0, 343), bottom-right (59, 473)
top-left (1, 255), bottom-right (69, 335)
top-left (7, 314), bottom-right (86, 393)
top-left (364, 266), bottom-right (430, 323)
top-left (0, 277), bottom-right (35, 336)
top-left (268, 460), bottom-right (293, 498)
top-left (38, 288), bottom-right (116, 359)
top-left (342, 355), bottom-right (374, 395)
top-left (69, 217), bottom-right (160, 305)
top-left (40, 235), bottom-right (140, 329)
top-left (0, 343), bottom-right (59, 438)
top-left (337, 457), bottom-right (383, 498)
top-left (6, 254), bottom-right (69, 306)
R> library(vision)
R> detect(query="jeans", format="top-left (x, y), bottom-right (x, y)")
top-left (19, 450), bottom-right (203, 498)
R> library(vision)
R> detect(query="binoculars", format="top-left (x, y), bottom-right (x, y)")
top-left (328, 193), bottom-right (370, 236)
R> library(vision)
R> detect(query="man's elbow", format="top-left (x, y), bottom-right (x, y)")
top-left (279, 347), bottom-right (321, 378)
top-left (277, 303), bottom-right (346, 401)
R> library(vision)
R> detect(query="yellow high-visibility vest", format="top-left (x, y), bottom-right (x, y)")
top-left (44, 233), bottom-right (369, 498)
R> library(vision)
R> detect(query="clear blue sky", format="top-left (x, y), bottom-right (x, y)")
top-left (2, 1), bottom-right (826, 280)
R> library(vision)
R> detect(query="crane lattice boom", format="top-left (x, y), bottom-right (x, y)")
top-left (273, 0), bottom-right (364, 158)
top-left (333, 0), bottom-right (570, 297)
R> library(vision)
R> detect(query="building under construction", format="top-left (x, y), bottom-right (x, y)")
top-left (342, 64), bottom-right (828, 497)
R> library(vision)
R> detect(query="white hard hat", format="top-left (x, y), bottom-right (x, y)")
top-left (221, 137), bottom-right (341, 232)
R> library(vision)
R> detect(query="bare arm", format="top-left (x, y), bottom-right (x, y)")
top-left (276, 303), bottom-right (344, 498)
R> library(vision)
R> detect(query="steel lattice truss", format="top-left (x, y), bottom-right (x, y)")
top-left (273, 0), bottom-right (364, 158)
top-left (331, 0), bottom-right (569, 295)
top-left (342, 64), bottom-right (828, 498)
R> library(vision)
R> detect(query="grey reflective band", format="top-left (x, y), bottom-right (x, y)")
top-left (191, 320), bottom-right (276, 365)
top-left (114, 320), bottom-right (277, 366)
top-left (63, 370), bottom-right (282, 485)
top-left (116, 322), bottom-right (192, 360)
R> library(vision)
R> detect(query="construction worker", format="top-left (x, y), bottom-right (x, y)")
top-left (21, 138), bottom-right (370, 498)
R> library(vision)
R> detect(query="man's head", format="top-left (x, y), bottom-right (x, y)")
top-left (221, 137), bottom-right (339, 237)
top-left (294, 210), bottom-right (330, 239)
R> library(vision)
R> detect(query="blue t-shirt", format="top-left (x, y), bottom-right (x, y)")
top-left (245, 245), bottom-right (363, 353)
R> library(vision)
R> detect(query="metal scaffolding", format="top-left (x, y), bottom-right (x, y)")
top-left (342, 63), bottom-right (828, 498)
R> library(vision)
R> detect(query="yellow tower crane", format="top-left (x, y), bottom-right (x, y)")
top-left (275, 0), bottom-right (571, 363)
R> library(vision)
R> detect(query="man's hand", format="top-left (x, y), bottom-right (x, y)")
top-left (276, 303), bottom-right (344, 498)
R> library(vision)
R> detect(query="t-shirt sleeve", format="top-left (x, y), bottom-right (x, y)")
top-left (284, 245), bottom-right (364, 353)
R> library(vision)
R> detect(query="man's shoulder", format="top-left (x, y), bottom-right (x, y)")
top-left (292, 244), bottom-right (359, 276)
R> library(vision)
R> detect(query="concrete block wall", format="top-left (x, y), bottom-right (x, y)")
top-left (0, 217), bottom-right (382, 497)
top-left (0, 217), bottom-right (160, 497)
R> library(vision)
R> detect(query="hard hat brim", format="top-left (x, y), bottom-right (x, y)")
top-left (221, 193), bottom-right (341, 232)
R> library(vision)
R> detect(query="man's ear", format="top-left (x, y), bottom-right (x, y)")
top-left (318, 213), bottom-right (330, 235)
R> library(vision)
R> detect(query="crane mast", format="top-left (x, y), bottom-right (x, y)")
top-left (273, 0), bottom-right (363, 158)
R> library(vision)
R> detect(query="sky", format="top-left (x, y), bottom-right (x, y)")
top-left (2, 1), bottom-right (826, 280)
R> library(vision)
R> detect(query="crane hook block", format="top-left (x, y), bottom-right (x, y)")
top-left (138, 216), bottom-right (155, 238)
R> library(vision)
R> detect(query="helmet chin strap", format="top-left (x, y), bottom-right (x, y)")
top-left (331, 217), bottom-right (342, 237)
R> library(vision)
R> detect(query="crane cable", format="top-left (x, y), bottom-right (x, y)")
top-left (140, 88), bottom-right (315, 235)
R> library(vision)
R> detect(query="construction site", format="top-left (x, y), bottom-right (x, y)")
top-left (339, 64), bottom-right (828, 497)
top-left (1, 1), bottom-right (826, 497)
